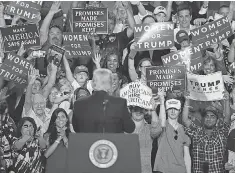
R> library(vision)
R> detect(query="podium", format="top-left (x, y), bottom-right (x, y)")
top-left (68, 133), bottom-right (141, 173)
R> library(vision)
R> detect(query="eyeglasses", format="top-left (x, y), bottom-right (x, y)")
top-left (174, 130), bottom-right (178, 140)
top-left (23, 124), bottom-right (33, 129)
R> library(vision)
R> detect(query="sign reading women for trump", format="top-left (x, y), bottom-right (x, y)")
top-left (63, 33), bottom-right (92, 58)
top-left (146, 66), bottom-right (186, 93)
top-left (134, 22), bottom-right (174, 51)
top-left (5, 1), bottom-right (42, 23)
top-left (161, 46), bottom-right (203, 72)
top-left (120, 82), bottom-right (153, 110)
top-left (190, 17), bottom-right (232, 49)
top-left (187, 72), bottom-right (225, 101)
top-left (72, 8), bottom-right (108, 34)
top-left (0, 53), bottom-right (33, 88)
top-left (0, 24), bottom-right (40, 52)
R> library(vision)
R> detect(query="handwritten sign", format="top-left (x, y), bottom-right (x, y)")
top-left (120, 82), bottom-right (153, 110)
top-left (63, 32), bottom-right (92, 58)
top-left (146, 66), bottom-right (186, 93)
top-left (187, 72), bottom-right (224, 101)
top-left (5, 1), bottom-right (42, 23)
top-left (190, 17), bottom-right (233, 49)
top-left (0, 53), bottom-right (33, 88)
top-left (134, 22), bottom-right (174, 51)
top-left (72, 8), bottom-right (108, 34)
top-left (0, 24), bottom-right (40, 52)
top-left (161, 46), bottom-right (203, 72)
top-left (48, 45), bottom-right (65, 67)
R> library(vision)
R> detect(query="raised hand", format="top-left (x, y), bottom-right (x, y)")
top-left (28, 68), bottom-right (39, 85)
top-left (0, 87), bottom-right (9, 101)
top-left (223, 75), bottom-right (234, 85)
top-left (50, 1), bottom-right (61, 14)
top-left (157, 89), bottom-right (166, 104)
top-left (17, 43), bottom-right (26, 56)
top-left (130, 1), bottom-right (140, 5)
top-left (92, 53), bottom-right (101, 66)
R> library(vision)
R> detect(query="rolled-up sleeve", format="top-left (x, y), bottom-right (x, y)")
top-left (184, 121), bottom-right (200, 137)
top-left (150, 120), bottom-right (163, 139)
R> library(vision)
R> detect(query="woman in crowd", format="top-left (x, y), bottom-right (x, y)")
top-left (103, 49), bottom-right (120, 73)
top-left (44, 108), bottom-right (70, 173)
top-left (11, 117), bottom-right (46, 173)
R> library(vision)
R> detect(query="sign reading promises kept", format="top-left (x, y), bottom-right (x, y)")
top-left (120, 82), bottom-right (153, 110)
top-left (72, 8), bottom-right (108, 34)
top-left (146, 66), bottom-right (186, 93)
top-left (134, 22), bottom-right (174, 51)
top-left (63, 32), bottom-right (92, 58)
top-left (161, 46), bottom-right (203, 72)
top-left (0, 53), bottom-right (33, 87)
top-left (5, 1), bottom-right (42, 23)
top-left (190, 17), bottom-right (233, 49)
top-left (0, 24), bottom-right (40, 52)
top-left (187, 72), bottom-right (225, 101)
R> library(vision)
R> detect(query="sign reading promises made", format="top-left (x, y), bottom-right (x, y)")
top-left (72, 8), bottom-right (108, 34)
top-left (146, 65), bottom-right (186, 93)
top-left (134, 22), bottom-right (174, 51)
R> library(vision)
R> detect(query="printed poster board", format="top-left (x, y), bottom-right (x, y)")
top-left (72, 8), bottom-right (108, 34)
top-left (120, 82), bottom-right (153, 110)
top-left (187, 72), bottom-right (225, 101)
top-left (0, 24), bottom-right (40, 52)
top-left (134, 22), bottom-right (174, 51)
top-left (190, 17), bottom-right (233, 49)
top-left (63, 32), bottom-right (92, 58)
top-left (146, 65), bottom-right (186, 94)
top-left (0, 53), bottom-right (33, 88)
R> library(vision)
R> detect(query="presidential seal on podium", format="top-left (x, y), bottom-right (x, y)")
top-left (89, 140), bottom-right (118, 168)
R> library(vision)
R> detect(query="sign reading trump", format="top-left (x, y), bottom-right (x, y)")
top-left (120, 82), bottom-right (153, 110)
top-left (187, 72), bottom-right (225, 101)
top-left (134, 22), bottom-right (174, 51)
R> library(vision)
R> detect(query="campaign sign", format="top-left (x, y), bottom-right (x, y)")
top-left (5, 1), bottom-right (42, 23)
top-left (190, 17), bottom-right (233, 49)
top-left (48, 45), bottom-right (65, 67)
top-left (63, 32), bottom-right (92, 58)
top-left (134, 22), bottom-right (174, 51)
top-left (0, 53), bottom-right (33, 88)
top-left (0, 24), bottom-right (40, 52)
top-left (161, 46), bottom-right (203, 72)
top-left (72, 8), bottom-right (108, 34)
top-left (120, 82), bottom-right (153, 110)
top-left (187, 72), bottom-right (225, 101)
top-left (146, 66), bottom-right (186, 93)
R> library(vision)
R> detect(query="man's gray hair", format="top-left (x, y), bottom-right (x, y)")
top-left (92, 68), bottom-right (113, 92)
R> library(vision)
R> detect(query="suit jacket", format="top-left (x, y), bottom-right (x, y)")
top-left (72, 91), bottom-right (135, 133)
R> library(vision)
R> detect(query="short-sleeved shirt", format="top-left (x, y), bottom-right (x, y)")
top-left (154, 122), bottom-right (191, 173)
top-left (185, 121), bottom-right (230, 173)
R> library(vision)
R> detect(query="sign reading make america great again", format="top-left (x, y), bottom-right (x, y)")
top-left (63, 32), bottom-right (92, 58)
top-left (5, 1), bottom-right (42, 23)
top-left (0, 24), bottom-right (40, 52)
top-left (72, 8), bottom-right (108, 34)
top-left (0, 53), bottom-right (33, 88)
top-left (190, 17), bottom-right (233, 49)
top-left (134, 22), bottom-right (174, 51)
top-left (146, 66), bottom-right (186, 93)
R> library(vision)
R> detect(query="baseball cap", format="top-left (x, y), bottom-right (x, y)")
top-left (74, 65), bottom-right (89, 75)
top-left (165, 99), bottom-right (181, 110)
top-left (153, 6), bottom-right (167, 15)
top-left (176, 30), bottom-right (189, 43)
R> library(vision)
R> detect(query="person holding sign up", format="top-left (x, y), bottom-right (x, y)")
top-left (152, 90), bottom-right (191, 173)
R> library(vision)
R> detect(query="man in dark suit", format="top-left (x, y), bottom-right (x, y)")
top-left (72, 68), bottom-right (135, 133)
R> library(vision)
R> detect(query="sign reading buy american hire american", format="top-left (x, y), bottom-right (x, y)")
top-left (146, 65), bottom-right (186, 94)
top-left (190, 17), bottom-right (233, 49)
top-left (0, 24), bottom-right (40, 52)
top-left (134, 22), bottom-right (174, 51)
top-left (72, 8), bottom-right (108, 34)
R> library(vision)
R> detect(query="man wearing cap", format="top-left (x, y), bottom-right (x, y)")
top-left (183, 92), bottom-right (231, 173)
top-left (176, 30), bottom-right (191, 50)
top-left (63, 56), bottom-right (93, 94)
top-left (152, 92), bottom-right (191, 173)
top-left (153, 6), bottom-right (167, 22)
